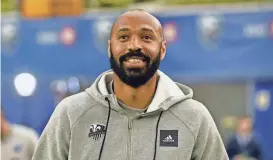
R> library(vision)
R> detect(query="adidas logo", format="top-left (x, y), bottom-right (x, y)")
top-left (163, 135), bottom-right (175, 143)
top-left (160, 130), bottom-right (178, 147)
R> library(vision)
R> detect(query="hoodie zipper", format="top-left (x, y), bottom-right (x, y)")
top-left (127, 118), bottom-right (133, 160)
top-left (126, 111), bottom-right (162, 160)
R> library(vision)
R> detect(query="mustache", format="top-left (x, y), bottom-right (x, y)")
top-left (119, 51), bottom-right (150, 63)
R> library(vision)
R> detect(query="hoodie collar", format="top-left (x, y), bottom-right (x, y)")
top-left (86, 70), bottom-right (193, 113)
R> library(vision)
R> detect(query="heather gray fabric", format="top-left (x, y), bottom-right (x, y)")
top-left (32, 70), bottom-right (228, 160)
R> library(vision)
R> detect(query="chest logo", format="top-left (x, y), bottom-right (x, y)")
top-left (160, 130), bottom-right (178, 147)
top-left (88, 124), bottom-right (106, 140)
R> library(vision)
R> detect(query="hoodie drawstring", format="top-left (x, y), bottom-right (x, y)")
top-left (98, 97), bottom-right (112, 160)
top-left (99, 98), bottom-right (163, 160)
top-left (153, 111), bottom-right (163, 160)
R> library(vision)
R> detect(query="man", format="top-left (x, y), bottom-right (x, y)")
top-left (1, 110), bottom-right (39, 160)
top-left (226, 116), bottom-right (262, 160)
top-left (32, 9), bottom-right (228, 160)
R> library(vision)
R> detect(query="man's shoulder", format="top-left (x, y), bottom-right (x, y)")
top-left (53, 91), bottom-right (99, 124)
top-left (58, 91), bottom-right (98, 111)
top-left (170, 98), bottom-right (212, 121)
top-left (169, 99), bottom-right (215, 136)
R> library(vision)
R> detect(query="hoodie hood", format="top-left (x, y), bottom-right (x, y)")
top-left (86, 69), bottom-right (193, 113)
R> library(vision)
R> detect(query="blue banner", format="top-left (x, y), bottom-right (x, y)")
top-left (251, 81), bottom-right (273, 160)
top-left (2, 9), bottom-right (273, 81)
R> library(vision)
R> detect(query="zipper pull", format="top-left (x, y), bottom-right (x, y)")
top-left (128, 119), bottom-right (133, 129)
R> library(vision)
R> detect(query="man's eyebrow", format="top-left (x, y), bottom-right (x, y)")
top-left (140, 28), bottom-right (156, 36)
top-left (115, 27), bottom-right (157, 36)
top-left (117, 28), bottom-right (130, 33)
top-left (141, 28), bottom-right (154, 32)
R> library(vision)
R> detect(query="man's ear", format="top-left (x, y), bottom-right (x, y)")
top-left (108, 40), bottom-right (111, 58)
top-left (160, 41), bottom-right (167, 60)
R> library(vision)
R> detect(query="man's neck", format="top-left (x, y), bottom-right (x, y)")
top-left (113, 74), bottom-right (158, 109)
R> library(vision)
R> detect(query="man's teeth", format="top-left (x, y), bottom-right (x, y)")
top-left (127, 59), bottom-right (143, 63)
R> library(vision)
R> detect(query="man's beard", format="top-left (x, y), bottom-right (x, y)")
top-left (110, 48), bottom-right (161, 88)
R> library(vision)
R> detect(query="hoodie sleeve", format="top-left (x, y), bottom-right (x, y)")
top-left (32, 99), bottom-right (71, 160)
top-left (191, 104), bottom-right (228, 160)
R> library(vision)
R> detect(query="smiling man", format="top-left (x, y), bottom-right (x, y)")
top-left (32, 9), bottom-right (228, 160)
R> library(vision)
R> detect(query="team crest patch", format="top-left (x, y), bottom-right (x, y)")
top-left (88, 124), bottom-right (106, 140)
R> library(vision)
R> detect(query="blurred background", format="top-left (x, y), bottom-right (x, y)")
top-left (1, 0), bottom-right (273, 159)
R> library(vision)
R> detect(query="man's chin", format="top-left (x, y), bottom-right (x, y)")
top-left (125, 68), bottom-right (147, 76)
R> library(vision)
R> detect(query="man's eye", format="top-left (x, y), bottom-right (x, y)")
top-left (119, 35), bottom-right (129, 40)
top-left (142, 35), bottom-right (152, 40)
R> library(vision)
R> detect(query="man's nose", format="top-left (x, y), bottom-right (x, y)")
top-left (128, 36), bottom-right (142, 51)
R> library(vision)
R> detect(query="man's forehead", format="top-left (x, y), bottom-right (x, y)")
top-left (112, 11), bottom-right (162, 33)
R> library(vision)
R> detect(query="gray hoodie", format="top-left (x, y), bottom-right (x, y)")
top-left (32, 70), bottom-right (228, 160)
